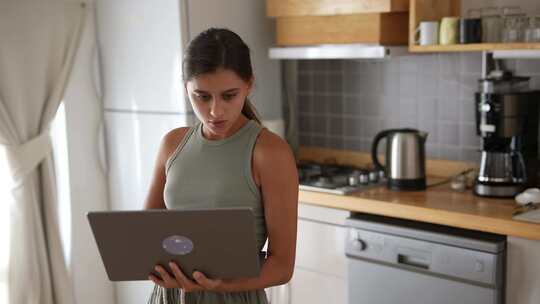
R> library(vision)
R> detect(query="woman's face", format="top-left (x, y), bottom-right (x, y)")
top-left (186, 68), bottom-right (253, 139)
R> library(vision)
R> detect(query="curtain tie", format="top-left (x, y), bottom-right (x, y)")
top-left (1, 130), bottom-right (52, 186)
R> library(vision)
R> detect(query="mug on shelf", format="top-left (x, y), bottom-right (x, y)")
top-left (440, 17), bottom-right (460, 45)
top-left (415, 21), bottom-right (439, 46)
top-left (460, 9), bottom-right (482, 44)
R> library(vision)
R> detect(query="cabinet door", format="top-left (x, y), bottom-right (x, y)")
top-left (289, 209), bottom-right (348, 304)
top-left (506, 236), bottom-right (540, 304)
top-left (295, 218), bottom-right (348, 278)
top-left (290, 268), bottom-right (347, 304)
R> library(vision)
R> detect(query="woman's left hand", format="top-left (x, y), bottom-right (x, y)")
top-left (149, 262), bottom-right (223, 292)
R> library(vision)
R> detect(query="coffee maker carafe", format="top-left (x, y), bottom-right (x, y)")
top-left (474, 72), bottom-right (540, 197)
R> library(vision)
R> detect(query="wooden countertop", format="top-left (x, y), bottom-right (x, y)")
top-left (298, 147), bottom-right (540, 240)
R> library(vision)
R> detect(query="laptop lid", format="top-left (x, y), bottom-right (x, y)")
top-left (87, 207), bottom-right (261, 281)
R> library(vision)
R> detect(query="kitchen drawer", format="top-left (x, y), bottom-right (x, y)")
top-left (276, 12), bottom-right (409, 46)
top-left (290, 267), bottom-right (347, 304)
top-left (298, 203), bottom-right (349, 226)
top-left (267, 0), bottom-right (409, 17)
top-left (296, 218), bottom-right (348, 278)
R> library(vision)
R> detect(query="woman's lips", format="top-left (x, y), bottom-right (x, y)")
top-left (208, 120), bottom-right (227, 129)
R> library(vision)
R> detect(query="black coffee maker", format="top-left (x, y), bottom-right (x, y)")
top-left (474, 71), bottom-right (540, 198)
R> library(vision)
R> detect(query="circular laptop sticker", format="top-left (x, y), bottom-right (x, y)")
top-left (162, 235), bottom-right (194, 255)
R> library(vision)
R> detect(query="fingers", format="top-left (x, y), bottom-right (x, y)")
top-left (149, 262), bottom-right (219, 292)
top-left (192, 271), bottom-right (223, 291)
top-left (152, 265), bottom-right (178, 288)
top-left (169, 262), bottom-right (202, 292)
top-left (148, 274), bottom-right (164, 287)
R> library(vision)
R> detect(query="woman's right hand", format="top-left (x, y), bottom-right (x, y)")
top-left (149, 262), bottom-right (223, 292)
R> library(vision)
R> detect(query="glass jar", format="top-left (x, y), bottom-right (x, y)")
top-left (501, 6), bottom-right (525, 42)
top-left (481, 7), bottom-right (503, 42)
top-left (503, 14), bottom-right (527, 42)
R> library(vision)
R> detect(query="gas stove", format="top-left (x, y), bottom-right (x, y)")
top-left (298, 162), bottom-right (386, 195)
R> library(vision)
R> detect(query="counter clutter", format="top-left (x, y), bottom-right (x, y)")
top-left (298, 147), bottom-right (540, 240)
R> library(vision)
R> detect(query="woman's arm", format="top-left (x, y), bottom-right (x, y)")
top-left (144, 127), bottom-right (190, 210)
top-left (215, 129), bottom-right (299, 291)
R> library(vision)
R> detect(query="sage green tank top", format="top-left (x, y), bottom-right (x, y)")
top-left (159, 119), bottom-right (268, 304)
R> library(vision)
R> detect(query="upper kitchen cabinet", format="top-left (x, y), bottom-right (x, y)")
top-left (266, 0), bottom-right (409, 17)
top-left (275, 13), bottom-right (408, 46)
top-left (266, 0), bottom-right (410, 47)
top-left (409, 0), bottom-right (540, 57)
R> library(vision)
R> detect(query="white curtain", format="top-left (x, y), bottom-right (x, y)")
top-left (0, 0), bottom-right (85, 303)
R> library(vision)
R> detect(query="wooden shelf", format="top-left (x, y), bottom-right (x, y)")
top-left (410, 43), bottom-right (540, 53)
top-left (409, 1), bottom-right (540, 55)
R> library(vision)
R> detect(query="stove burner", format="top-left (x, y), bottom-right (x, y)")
top-left (312, 176), bottom-right (335, 188)
top-left (297, 161), bottom-right (385, 195)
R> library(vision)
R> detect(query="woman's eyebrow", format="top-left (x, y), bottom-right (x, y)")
top-left (193, 88), bottom-right (240, 94)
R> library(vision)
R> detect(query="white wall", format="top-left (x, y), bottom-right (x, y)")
top-left (63, 2), bottom-right (116, 304)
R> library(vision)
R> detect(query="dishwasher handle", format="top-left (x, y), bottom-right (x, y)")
top-left (395, 247), bottom-right (432, 271)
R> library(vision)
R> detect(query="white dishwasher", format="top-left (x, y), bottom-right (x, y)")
top-left (346, 213), bottom-right (506, 304)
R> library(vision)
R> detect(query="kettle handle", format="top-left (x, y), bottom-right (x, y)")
top-left (371, 129), bottom-right (393, 171)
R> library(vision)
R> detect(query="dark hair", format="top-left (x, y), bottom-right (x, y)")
top-left (183, 28), bottom-right (261, 124)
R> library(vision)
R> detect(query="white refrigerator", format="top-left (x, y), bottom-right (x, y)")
top-left (94, 0), bottom-right (281, 303)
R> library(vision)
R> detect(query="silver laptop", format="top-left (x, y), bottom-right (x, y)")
top-left (87, 207), bottom-right (262, 281)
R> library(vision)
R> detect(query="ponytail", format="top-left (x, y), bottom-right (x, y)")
top-left (242, 98), bottom-right (262, 124)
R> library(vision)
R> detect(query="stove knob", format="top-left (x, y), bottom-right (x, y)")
top-left (352, 239), bottom-right (367, 251)
top-left (377, 169), bottom-right (386, 181)
top-left (348, 174), bottom-right (359, 186)
top-left (359, 173), bottom-right (369, 184)
top-left (369, 171), bottom-right (379, 183)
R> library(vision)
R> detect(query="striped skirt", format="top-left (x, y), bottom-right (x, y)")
top-left (147, 285), bottom-right (268, 304)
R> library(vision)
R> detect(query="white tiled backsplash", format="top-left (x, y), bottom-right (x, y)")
top-left (297, 55), bottom-right (540, 162)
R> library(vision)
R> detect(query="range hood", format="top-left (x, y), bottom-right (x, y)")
top-left (492, 50), bottom-right (540, 60)
top-left (268, 44), bottom-right (408, 60)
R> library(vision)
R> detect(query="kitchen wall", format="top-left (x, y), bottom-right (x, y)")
top-left (297, 55), bottom-right (540, 162)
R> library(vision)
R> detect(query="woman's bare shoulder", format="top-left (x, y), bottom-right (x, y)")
top-left (253, 128), bottom-right (296, 168)
top-left (159, 127), bottom-right (192, 161)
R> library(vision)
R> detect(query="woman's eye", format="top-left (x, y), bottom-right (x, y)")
top-left (195, 94), bottom-right (211, 101)
top-left (223, 94), bottom-right (237, 101)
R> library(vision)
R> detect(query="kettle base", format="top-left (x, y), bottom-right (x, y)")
top-left (388, 178), bottom-right (426, 191)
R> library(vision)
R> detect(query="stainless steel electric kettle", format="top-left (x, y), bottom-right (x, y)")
top-left (371, 129), bottom-right (428, 191)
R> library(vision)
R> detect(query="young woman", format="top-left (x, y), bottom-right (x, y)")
top-left (144, 28), bottom-right (299, 304)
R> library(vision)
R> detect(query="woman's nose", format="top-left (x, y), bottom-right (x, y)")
top-left (209, 99), bottom-right (225, 117)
